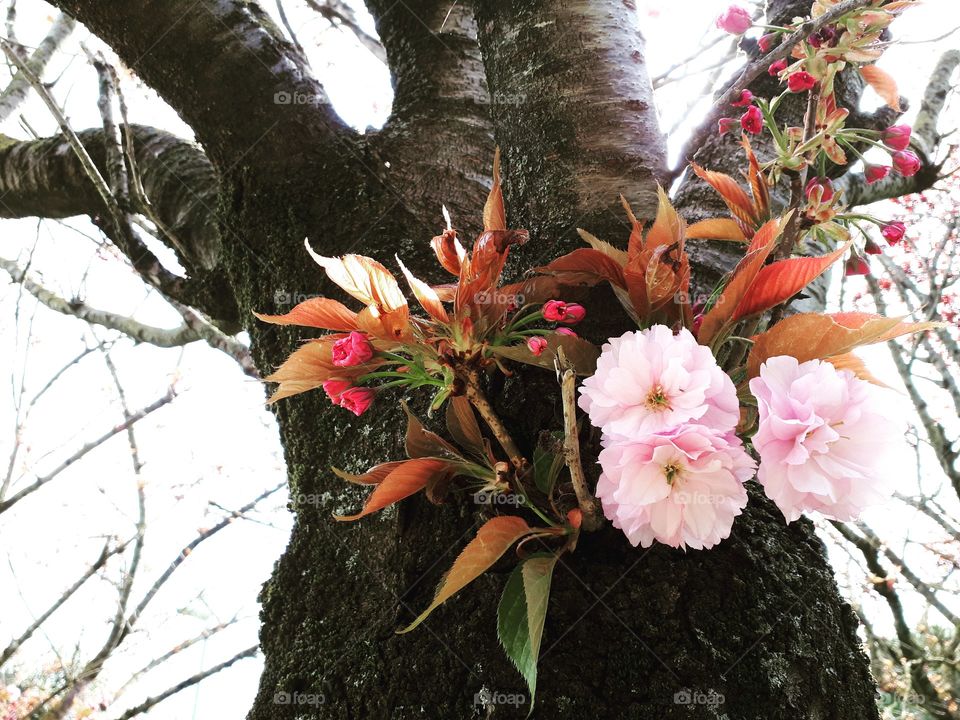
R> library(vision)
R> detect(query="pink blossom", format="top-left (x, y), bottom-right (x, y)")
top-left (881, 221), bottom-right (906, 244)
top-left (331, 331), bottom-right (374, 367)
top-left (596, 426), bottom-right (755, 550)
top-left (543, 300), bottom-right (586, 324)
top-left (740, 106), bottom-right (763, 134)
top-left (527, 336), bottom-right (548, 356)
top-left (758, 33), bottom-right (778, 53)
top-left (864, 239), bottom-right (882, 255)
top-left (804, 177), bottom-right (834, 204)
top-left (322, 379), bottom-right (352, 404)
top-left (338, 387), bottom-right (376, 416)
top-left (865, 165), bottom-right (890, 184)
top-left (578, 326), bottom-right (740, 438)
top-left (882, 124), bottom-right (911, 151)
top-left (731, 89), bottom-right (754, 107)
top-left (718, 118), bottom-right (737, 135)
top-left (555, 327), bottom-right (577, 337)
top-left (749, 356), bottom-right (904, 522)
top-left (845, 256), bottom-right (870, 276)
top-left (716, 5), bottom-right (752, 34)
top-left (787, 71), bottom-right (816, 93)
top-left (768, 58), bottom-right (788, 77)
top-left (892, 150), bottom-right (921, 177)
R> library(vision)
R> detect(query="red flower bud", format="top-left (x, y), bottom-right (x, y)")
top-left (718, 117), bottom-right (737, 135)
top-left (322, 379), bottom-right (351, 404)
top-left (543, 300), bottom-right (586, 324)
top-left (864, 239), bottom-right (882, 255)
top-left (892, 150), bottom-right (921, 177)
top-left (865, 165), bottom-right (890, 184)
top-left (338, 387), bottom-right (376, 416)
top-left (881, 221), bottom-right (906, 244)
top-left (844, 256), bottom-right (870, 276)
top-left (731, 89), bottom-right (754, 107)
top-left (787, 71), bottom-right (816, 93)
top-left (882, 124), bottom-right (911, 151)
top-left (555, 327), bottom-right (577, 337)
top-left (527, 336), bottom-right (548, 356)
top-left (331, 331), bottom-right (375, 367)
top-left (768, 58), bottom-right (788, 76)
top-left (804, 176), bottom-right (834, 204)
top-left (740, 105), bottom-right (763, 134)
top-left (758, 33), bottom-right (778, 53)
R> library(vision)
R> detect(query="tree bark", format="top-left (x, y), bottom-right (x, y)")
top-left (3, 0), bottom-right (884, 717)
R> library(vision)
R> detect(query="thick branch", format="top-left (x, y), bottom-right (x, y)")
top-left (49, 0), bottom-right (345, 166)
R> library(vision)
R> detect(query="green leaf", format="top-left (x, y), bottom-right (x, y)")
top-left (531, 439), bottom-right (564, 496)
top-left (497, 553), bottom-right (557, 714)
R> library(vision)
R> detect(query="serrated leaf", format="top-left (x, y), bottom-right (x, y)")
top-left (538, 247), bottom-right (626, 288)
top-left (491, 334), bottom-right (600, 376)
top-left (498, 553), bottom-right (557, 714)
top-left (333, 458), bottom-right (454, 521)
top-left (254, 297), bottom-right (359, 331)
top-left (731, 239), bottom-right (851, 320)
top-left (685, 218), bottom-right (748, 241)
top-left (397, 256), bottom-right (449, 322)
top-left (398, 515), bottom-right (533, 633)
top-left (403, 402), bottom-right (460, 459)
top-left (691, 164), bottom-right (757, 228)
top-left (747, 313), bottom-right (943, 377)
top-left (332, 460), bottom-right (407, 485)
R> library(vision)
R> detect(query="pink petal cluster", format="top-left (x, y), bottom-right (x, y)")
top-left (332, 331), bottom-right (374, 367)
top-left (748, 356), bottom-right (903, 522)
top-left (579, 327), bottom-right (740, 438)
top-left (581, 326), bottom-right (749, 550)
top-left (596, 426), bottom-right (755, 549)
top-left (716, 5), bottom-right (752, 34)
top-left (323, 380), bottom-right (376, 416)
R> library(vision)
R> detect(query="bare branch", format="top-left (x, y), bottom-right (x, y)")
top-left (0, 13), bottom-right (75, 121)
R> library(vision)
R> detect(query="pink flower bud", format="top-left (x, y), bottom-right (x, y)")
top-left (787, 71), bottom-right (816, 93)
top-left (718, 117), bottom-right (737, 135)
top-left (731, 89), bottom-right (754, 107)
top-left (768, 58), bottom-right (788, 77)
top-left (881, 221), bottom-right (906, 244)
top-left (542, 300), bottom-right (586, 324)
top-left (322, 379), bottom-right (351, 404)
top-left (804, 176), bottom-right (834, 204)
top-left (527, 336), bottom-right (549, 356)
top-left (864, 239), bottom-right (882, 255)
top-left (865, 165), bottom-right (890, 184)
top-left (892, 150), bottom-right (921, 177)
top-left (555, 327), bottom-right (577, 337)
top-left (844, 256), bottom-right (870, 276)
top-left (758, 33), bottom-right (778, 53)
top-left (338, 387), bottom-right (376, 416)
top-left (331, 331), bottom-right (375, 367)
top-left (740, 105), bottom-right (763, 134)
top-left (882, 124), bottom-right (911, 151)
top-left (716, 5), bottom-right (752, 34)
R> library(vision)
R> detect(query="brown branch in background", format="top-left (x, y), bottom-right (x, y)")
top-left (461, 368), bottom-right (526, 472)
top-left (556, 347), bottom-right (603, 532)
top-left (305, 0), bottom-right (387, 65)
top-left (112, 645), bottom-right (259, 720)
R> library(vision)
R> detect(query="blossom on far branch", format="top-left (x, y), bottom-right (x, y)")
top-left (715, 5), bottom-right (752, 34)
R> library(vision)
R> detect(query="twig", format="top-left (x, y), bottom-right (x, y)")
top-left (556, 348), bottom-right (603, 532)
top-left (461, 368), bottom-right (526, 472)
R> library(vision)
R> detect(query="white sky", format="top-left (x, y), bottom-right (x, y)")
top-left (0, 1), bottom-right (958, 718)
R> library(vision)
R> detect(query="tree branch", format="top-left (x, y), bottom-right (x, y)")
top-left (0, 12), bottom-right (75, 122)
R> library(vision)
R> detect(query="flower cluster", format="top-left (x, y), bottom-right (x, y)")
top-left (580, 326), bottom-right (753, 550)
top-left (581, 328), bottom-right (906, 548)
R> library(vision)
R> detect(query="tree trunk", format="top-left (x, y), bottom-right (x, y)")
top-left (4, 0), bottom-right (882, 717)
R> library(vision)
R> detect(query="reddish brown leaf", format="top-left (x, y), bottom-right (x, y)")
top-left (691, 164), bottom-right (757, 229)
top-left (686, 218), bottom-right (748, 241)
top-left (398, 515), bottom-right (533, 633)
top-left (334, 458), bottom-right (454, 521)
top-left (403, 402), bottom-right (460, 459)
top-left (731, 239), bottom-right (851, 320)
top-left (538, 248), bottom-right (626, 287)
top-left (264, 337), bottom-right (357, 403)
top-left (445, 395), bottom-right (486, 460)
top-left (398, 257), bottom-right (449, 322)
top-left (483, 148), bottom-right (507, 232)
top-left (861, 65), bottom-right (901, 112)
top-left (333, 460), bottom-right (408, 485)
top-left (254, 298), bottom-right (359, 331)
top-left (305, 243), bottom-right (407, 314)
top-left (825, 353), bottom-right (888, 387)
top-left (431, 229), bottom-right (466, 276)
top-left (620, 195), bottom-right (645, 258)
top-left (747, 312), bottom-right (942, 377)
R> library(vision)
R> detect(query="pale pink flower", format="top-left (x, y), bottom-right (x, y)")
top-left (716, 5), bottom-right (752, 34)
top-left (579, 326), bottom-right (740, 438)
top-left (749, 356), bottom-right (903, 522)
top-left (596, 426), bottom-right (755, 550)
